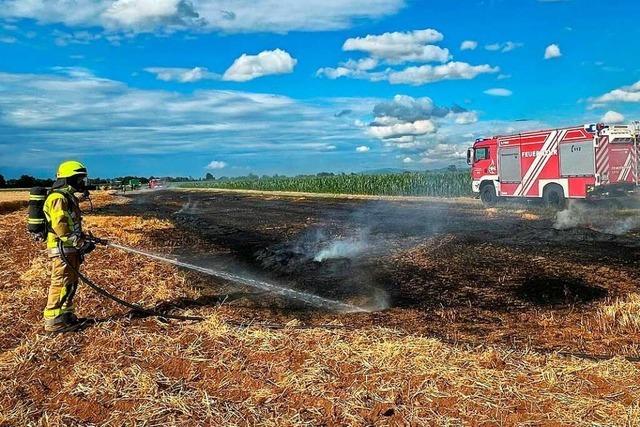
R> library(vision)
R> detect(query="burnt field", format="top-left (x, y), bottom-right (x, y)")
top-left (122, 190), bottom-right (640, 357)
top-left (3, 189), bottom-right (640, 425)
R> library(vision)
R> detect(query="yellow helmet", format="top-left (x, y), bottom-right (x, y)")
top-left (56, 160), bottom-right (88, 179)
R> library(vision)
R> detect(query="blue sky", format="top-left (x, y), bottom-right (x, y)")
top-left (1, 0), bottom-right (639, 179)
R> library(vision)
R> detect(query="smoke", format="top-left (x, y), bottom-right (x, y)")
top-left (553, 202), bottom-right (587, 230)
top-left (258, 227), bottom-right (371, 272)
top-left (175, 198), bottom-right (199, 215)
top-left (285, 200), bottom-right (451, 264)
top-left (554, 200), bottom-right (640, 235)
top-left (600, 216), bottom-right (640, 235)
top-left (314, 237), bottom-right (368, 262)
top-left (314, 230), bottom-right (369, 262)
top-left (254, 200), bottom-right (455, 312)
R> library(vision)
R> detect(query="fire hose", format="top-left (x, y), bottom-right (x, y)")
top-left (57, 238), bottom-right (204, 322)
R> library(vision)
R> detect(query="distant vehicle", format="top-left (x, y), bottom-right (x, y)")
top-left (468, 122), bottom-right (639, 208)
top-left (148, 179), bottom-right (166, 189)
top-left (101, 180), bottom-right (122, 191)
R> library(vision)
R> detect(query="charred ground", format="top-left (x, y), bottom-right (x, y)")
top-left (118, 190), bottom-right (640, 356)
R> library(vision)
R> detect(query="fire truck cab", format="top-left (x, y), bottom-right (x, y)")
top-left (467, 122), bottom-right (639, 207)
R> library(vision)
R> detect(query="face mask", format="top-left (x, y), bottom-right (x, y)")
top-left (70, 175), bottom-right (88, 192)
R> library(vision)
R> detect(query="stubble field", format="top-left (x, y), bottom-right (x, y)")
top-left (1, 189), bottom-right (639, 426)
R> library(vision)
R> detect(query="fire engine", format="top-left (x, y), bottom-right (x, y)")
top-left (467, 122), bottom-right (640, 207)
top-left (148, 179), bottom-right (166, 189)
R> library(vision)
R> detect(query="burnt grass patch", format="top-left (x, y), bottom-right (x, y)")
top-left (515, 276), bottom-right (608, 306)
top-left (114, 191), bottom-right (640, 351)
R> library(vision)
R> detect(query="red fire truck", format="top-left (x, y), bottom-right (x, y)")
top-left (467, 122), bottom-right (639, 207)
top-left (148, 179), bottom-right (166, 189)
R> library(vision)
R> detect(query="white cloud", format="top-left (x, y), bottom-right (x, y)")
top-left (147, 51), bottom-right (296, 83)
top-left (601, 110), bottom-right (625, 124)
top-left (342, 57), bottom-right (379, 71)
top-left (485, 41), bottom-right (522, 52)
top-left (587, 103), bottom-right (606, 111)
top-left (484, 88), bottom-right (513, 97)
top-left (373, 95), bottom-right (451, 121)
top-left (388, 61), bottom-right (499, 85)
top-left (206, 160), bottom-right (227, 169)
top-left (418, 143), bottom-right (467, 163)
top-left (591, 81), bottom-right (640, 103)
top-left (368, 119), bottom-right (436, 140)
top-left (544, 44), bottom-right (562, 59)
top-left (102, 0), bottom-right (201, 30)
top-left (343, 28), bottom-right (449, 64)
top-left (0, 36), bottom-right (17, 44)
top-left (318, 61), bottom-right (500, 85)
top-left (402, 157), bottom-right (413, 163)
top-left (316, 58), bottom-right (384, 80)
top-left (0, 0), bottom-right (405, 33)
top-left (145, 66), bottom-right (219, 82)
top-left (0, 69), bottom-right (378, 171)
top-left (317, 29), bottom-right (498, 86)
top-left (356, 145), bottom-right (370, 152)
top-left (366, 95), bottom-right (479, 152)
top-left (223, 49), bottom-right (297, 82)
top-left (460, 40), bottom-right (477, 51)
top-left (52, 29), bottom-right (103, 46)
top-left (501, 41), bottom-right (522, 52)
top-left (451, 111), bottom-right (478, 124)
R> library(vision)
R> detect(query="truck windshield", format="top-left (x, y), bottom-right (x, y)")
top-left (474, 147), bottom-right (489, 162)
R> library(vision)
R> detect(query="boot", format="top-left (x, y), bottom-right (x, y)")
top-left (44, 312), bottom-right (85, 334)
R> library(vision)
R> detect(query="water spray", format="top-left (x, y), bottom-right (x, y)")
top-left (105, 241), bottom-right (367, 313)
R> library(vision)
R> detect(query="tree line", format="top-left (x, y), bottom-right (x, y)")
top-left (0, 174), bottom-right (54, 189)
top-left (0, 174), bottom-right (194, 189)
top-left (1, 166), bottom-right (462, 189)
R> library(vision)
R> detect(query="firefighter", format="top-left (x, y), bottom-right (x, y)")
top-left (42, 160), bottom-right (95, 333)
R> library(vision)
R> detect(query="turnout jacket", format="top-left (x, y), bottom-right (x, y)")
top-left (43, 186), bottom-right (83, 255)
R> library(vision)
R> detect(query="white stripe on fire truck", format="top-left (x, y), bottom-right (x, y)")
top-left (517, 130), bottom-right (564, 196)
top-left (514, 130), bottom-right (558, 196)
top-left (634, 144), bottom-right (639, 182)
top-left (620, 152), bottom-right (633, 181)
top-left (595, 136), bottom-right (609, 171)
top-left (521, 129), bottom-right (566, 196)
top-left (595, 140), bottom-right (605, 166)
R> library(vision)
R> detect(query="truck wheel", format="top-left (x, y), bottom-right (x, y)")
top-left (480, 184), bottom-right (498, 207)
top-left (543, 184), bottom-right (566, 210)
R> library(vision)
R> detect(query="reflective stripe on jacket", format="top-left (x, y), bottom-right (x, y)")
top-left (43, 187), bottom-right (82, 250)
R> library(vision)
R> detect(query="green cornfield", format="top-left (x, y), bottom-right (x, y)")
top-left (177, 171), bottom-right (472, 197)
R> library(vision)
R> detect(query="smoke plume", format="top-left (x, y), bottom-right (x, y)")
top-left (175, 198), bottom-right (199, 215)
top-left (554, 200), bottom-right (640, 235)
top-left (314, 235), bottom-right (369, 262)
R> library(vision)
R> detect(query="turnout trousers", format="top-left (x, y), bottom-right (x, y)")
top-left (44, 252), bottom-right (81, 322)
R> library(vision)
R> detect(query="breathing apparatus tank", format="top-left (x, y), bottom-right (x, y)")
top-left (27, 187), bottom-right (48, 240)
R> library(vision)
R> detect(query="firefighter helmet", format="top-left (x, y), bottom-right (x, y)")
top-left (56, 161), bottom-right (88, 179)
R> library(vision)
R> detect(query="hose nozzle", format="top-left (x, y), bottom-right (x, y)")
top-left (92, 236), bottom-right (109, 246)
top-left (86, 232), bottom-right (109, 246)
